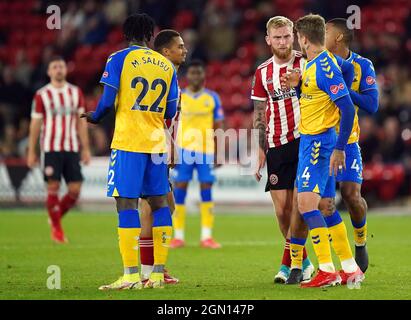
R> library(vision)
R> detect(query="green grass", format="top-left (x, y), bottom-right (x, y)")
top-left (0, 209), bottom-right (410, 300)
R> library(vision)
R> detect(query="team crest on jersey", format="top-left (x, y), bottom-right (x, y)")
top-left (330, 83), bottom-right (345, 94)
top-left (269, 174), bottom-right (278, 185)
top-left (366, 76), bottom-right (375, 85)
top-left (103, 71), bottom-right (109, 78)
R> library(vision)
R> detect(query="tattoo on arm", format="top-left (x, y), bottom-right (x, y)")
top-left (253, 100), bottom-right (266, 150)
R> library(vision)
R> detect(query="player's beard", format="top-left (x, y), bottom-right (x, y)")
top-left (271, 46), bottom-right (292, 60)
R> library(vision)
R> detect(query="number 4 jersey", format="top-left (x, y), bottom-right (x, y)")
top-left (100, 45), bottom-right (179, 153)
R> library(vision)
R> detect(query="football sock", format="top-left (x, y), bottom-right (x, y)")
top-left (46, 192), bottom-right (61, 225)
top-left (351, 217), bottom-right (367, 246)
top-left (173, 187), bottom-right (187, 240)
top-left (60, 192), bottom-right (79, 217)
top-left (118, 209), bottom-right (141, 272)
top-left (152, 207), bottom-right (173, 268)
top-left (324, 210), bottom-right (357, 273)
top-left (200, 188), bottom-right (214, 240)
top-left (139, 237), bottom-right (154, 279)
top-left (281, 239), bottom-right (291, 267)
top-left (302, 210), bottom-right (335, 272)
top-left (290, 237), bottom-right (306, 269)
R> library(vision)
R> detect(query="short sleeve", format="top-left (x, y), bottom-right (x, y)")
top-left (251, 69), bottom-right (267, 101)
top-left (99, 53), bottom-right (124, 90)
top-left (359, 59), bottom-right (378, 93)
top-left (316, 58), bottom-right (349, 102)
top-left (31, 93), bottom-right (44, 119)
top-left (212, 92), bottom-right (224, 120)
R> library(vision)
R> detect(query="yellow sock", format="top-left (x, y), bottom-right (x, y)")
top-left (290, 242), bottom-right (305, 269)
top-left (309, 227), bottom-right (333, 265)
top-left (118, 227), bottom-right (141, 268)
top-left (153, 226), bottom-right (173, 265)
top-left (329, 222), bottom-right (353, 261)
top-left (353, 223), bottom-right (367, 246)
top-left (153, 207), bottom-right (173, 266)
top-left (173, 204), bottom-right (186, 231)
top-left (200, 201), bottom-right (214, 229)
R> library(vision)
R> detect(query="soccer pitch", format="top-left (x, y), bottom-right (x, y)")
top-left (1, 209), bottom-right (410, 300)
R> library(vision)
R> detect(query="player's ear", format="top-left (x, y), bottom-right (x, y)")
top-left (336, 33), bottom-right (344, 44)
top-left (265, 35), bottom-right (270, 46)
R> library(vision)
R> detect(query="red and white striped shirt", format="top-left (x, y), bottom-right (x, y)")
top-left (31, 82), bottom-right (85, 153)
top-left (251, 51), bottom-right (305, 148)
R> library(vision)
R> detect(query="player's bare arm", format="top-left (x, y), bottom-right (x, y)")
top-left (77, 117), bottom-right (91, 165)
top-left (27, 118), bottom-right (42, 168)
top-left (253, 100), bottom-right (266, 181)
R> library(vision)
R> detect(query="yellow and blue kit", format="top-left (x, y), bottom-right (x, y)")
top-left (172, 88), bottom-right (224, 183)
top-left (296, 50), bottom-right (355, 197)
top-left (336, 51), bottom-right (379, 185)
top-left (95, 45), bottom-right (179, 198)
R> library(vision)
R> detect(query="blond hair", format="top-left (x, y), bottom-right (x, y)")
top-left (266, 16), bottom-right (294, 33)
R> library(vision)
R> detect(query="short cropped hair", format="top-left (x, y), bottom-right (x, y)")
top-left (327, 18), bottom-right (354, 46)
top-left (154, 29), bottom-right (181, 52)
top-left (295, 14), bottom-right (326, 45)
top-left (48, 56), bottom-right (65, 66)
top-left (187, 59), bottom-right (205, 69)
top-left (266, 16), bottom-right (294, 33)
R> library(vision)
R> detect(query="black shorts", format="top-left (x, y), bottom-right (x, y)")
top-left (265, 138), bottom-right (300, 191)
top-left (43, 152), bottom-right (83, 183)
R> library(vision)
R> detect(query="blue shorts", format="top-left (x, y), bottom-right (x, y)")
top-left (296, 128), bottom-right (336, 198)
top-left (172, 149), bottom-right (215, 183)
top-left (336, 142), bottom-right (363, 184)
top-left (107, 149), bottom-right (169, 198)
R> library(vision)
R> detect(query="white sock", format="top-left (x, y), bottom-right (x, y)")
top-left (174, 229), bottom-right (184, 240)
top-left (341, 258), bottom-right (358, 273)
top-left (201, 227), bottom-right (212, 241)
top-left (319, 262), bottom-right (335, 273)
top-left (141, 264), bottom-right (153, 280)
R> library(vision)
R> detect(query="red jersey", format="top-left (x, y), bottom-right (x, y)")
top-left (251, 51), bottom-right (304, 148)
top-left (31, 83), bottom-right (85, 153)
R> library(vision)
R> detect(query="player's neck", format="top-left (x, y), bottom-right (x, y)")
top-left (50, 80), bottom-right (66, 89)
top-left (187, 86), bottom-right (203, 93)
top-left (335, 47), bottom-right (351, 60)
top-left (273, 53), bottom-right (293, 65)
top-left (129, 41), bottom-right (147, 48)
top-left (306, 44), bottom-right (325, 61)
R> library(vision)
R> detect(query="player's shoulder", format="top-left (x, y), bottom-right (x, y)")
top-left (351, 51), bottom-right (374, 70)
top-left (35, 83), bottom-right (51, 95)
top-left (256, 57), bottom-right (273, 71)
top-left (107, 46), bottom-right (133, 62)
top-left (65, 82), bottom-right (81, 92)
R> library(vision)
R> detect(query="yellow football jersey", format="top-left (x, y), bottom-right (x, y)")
top-left (336, 51), bottom-right (378, 144)
top-left (299, 50), bottom-right (350, 135)
top-left (177, 89), bottom-right (224, 154)
top-left (100, 45), bottom-right (178, 153)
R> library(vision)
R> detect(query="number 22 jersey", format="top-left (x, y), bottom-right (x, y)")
top-left (100, 45), bottom-right (178, 153)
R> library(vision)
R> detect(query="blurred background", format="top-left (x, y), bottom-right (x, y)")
top-left (0, 0), bottom-right (410, 208)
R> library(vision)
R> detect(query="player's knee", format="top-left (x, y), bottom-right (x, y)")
top-left (147, 195), bottom-right (168, 212)
top-left (167, 193), bottom-right (175, 214)
top-left (175, 182), bottom-right (188, 189)
top-left (115, 197), bottom-right (137, 212)
top-left (47, 181), bottom-right (60, 194)
top-left (319, 198), bottom-right (335, 217)
top-left (341, 186), bottom-right (361, 206)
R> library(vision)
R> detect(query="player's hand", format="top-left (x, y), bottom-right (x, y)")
top-left (80, 112), bottom-right (99, 124)
top-left (27, 152), bottom-right (38, 168)
top-left (255, 147), bottom-right (266, 182)
top-left (329, 149), bottom-right (346, 176)
top-left (81, 148), bottom-right (91, 165)
top-left (280, 69), bottom-right (301, 89)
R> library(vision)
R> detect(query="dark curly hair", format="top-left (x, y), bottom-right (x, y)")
top-left (123, 13), bottom-right (155, 44)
